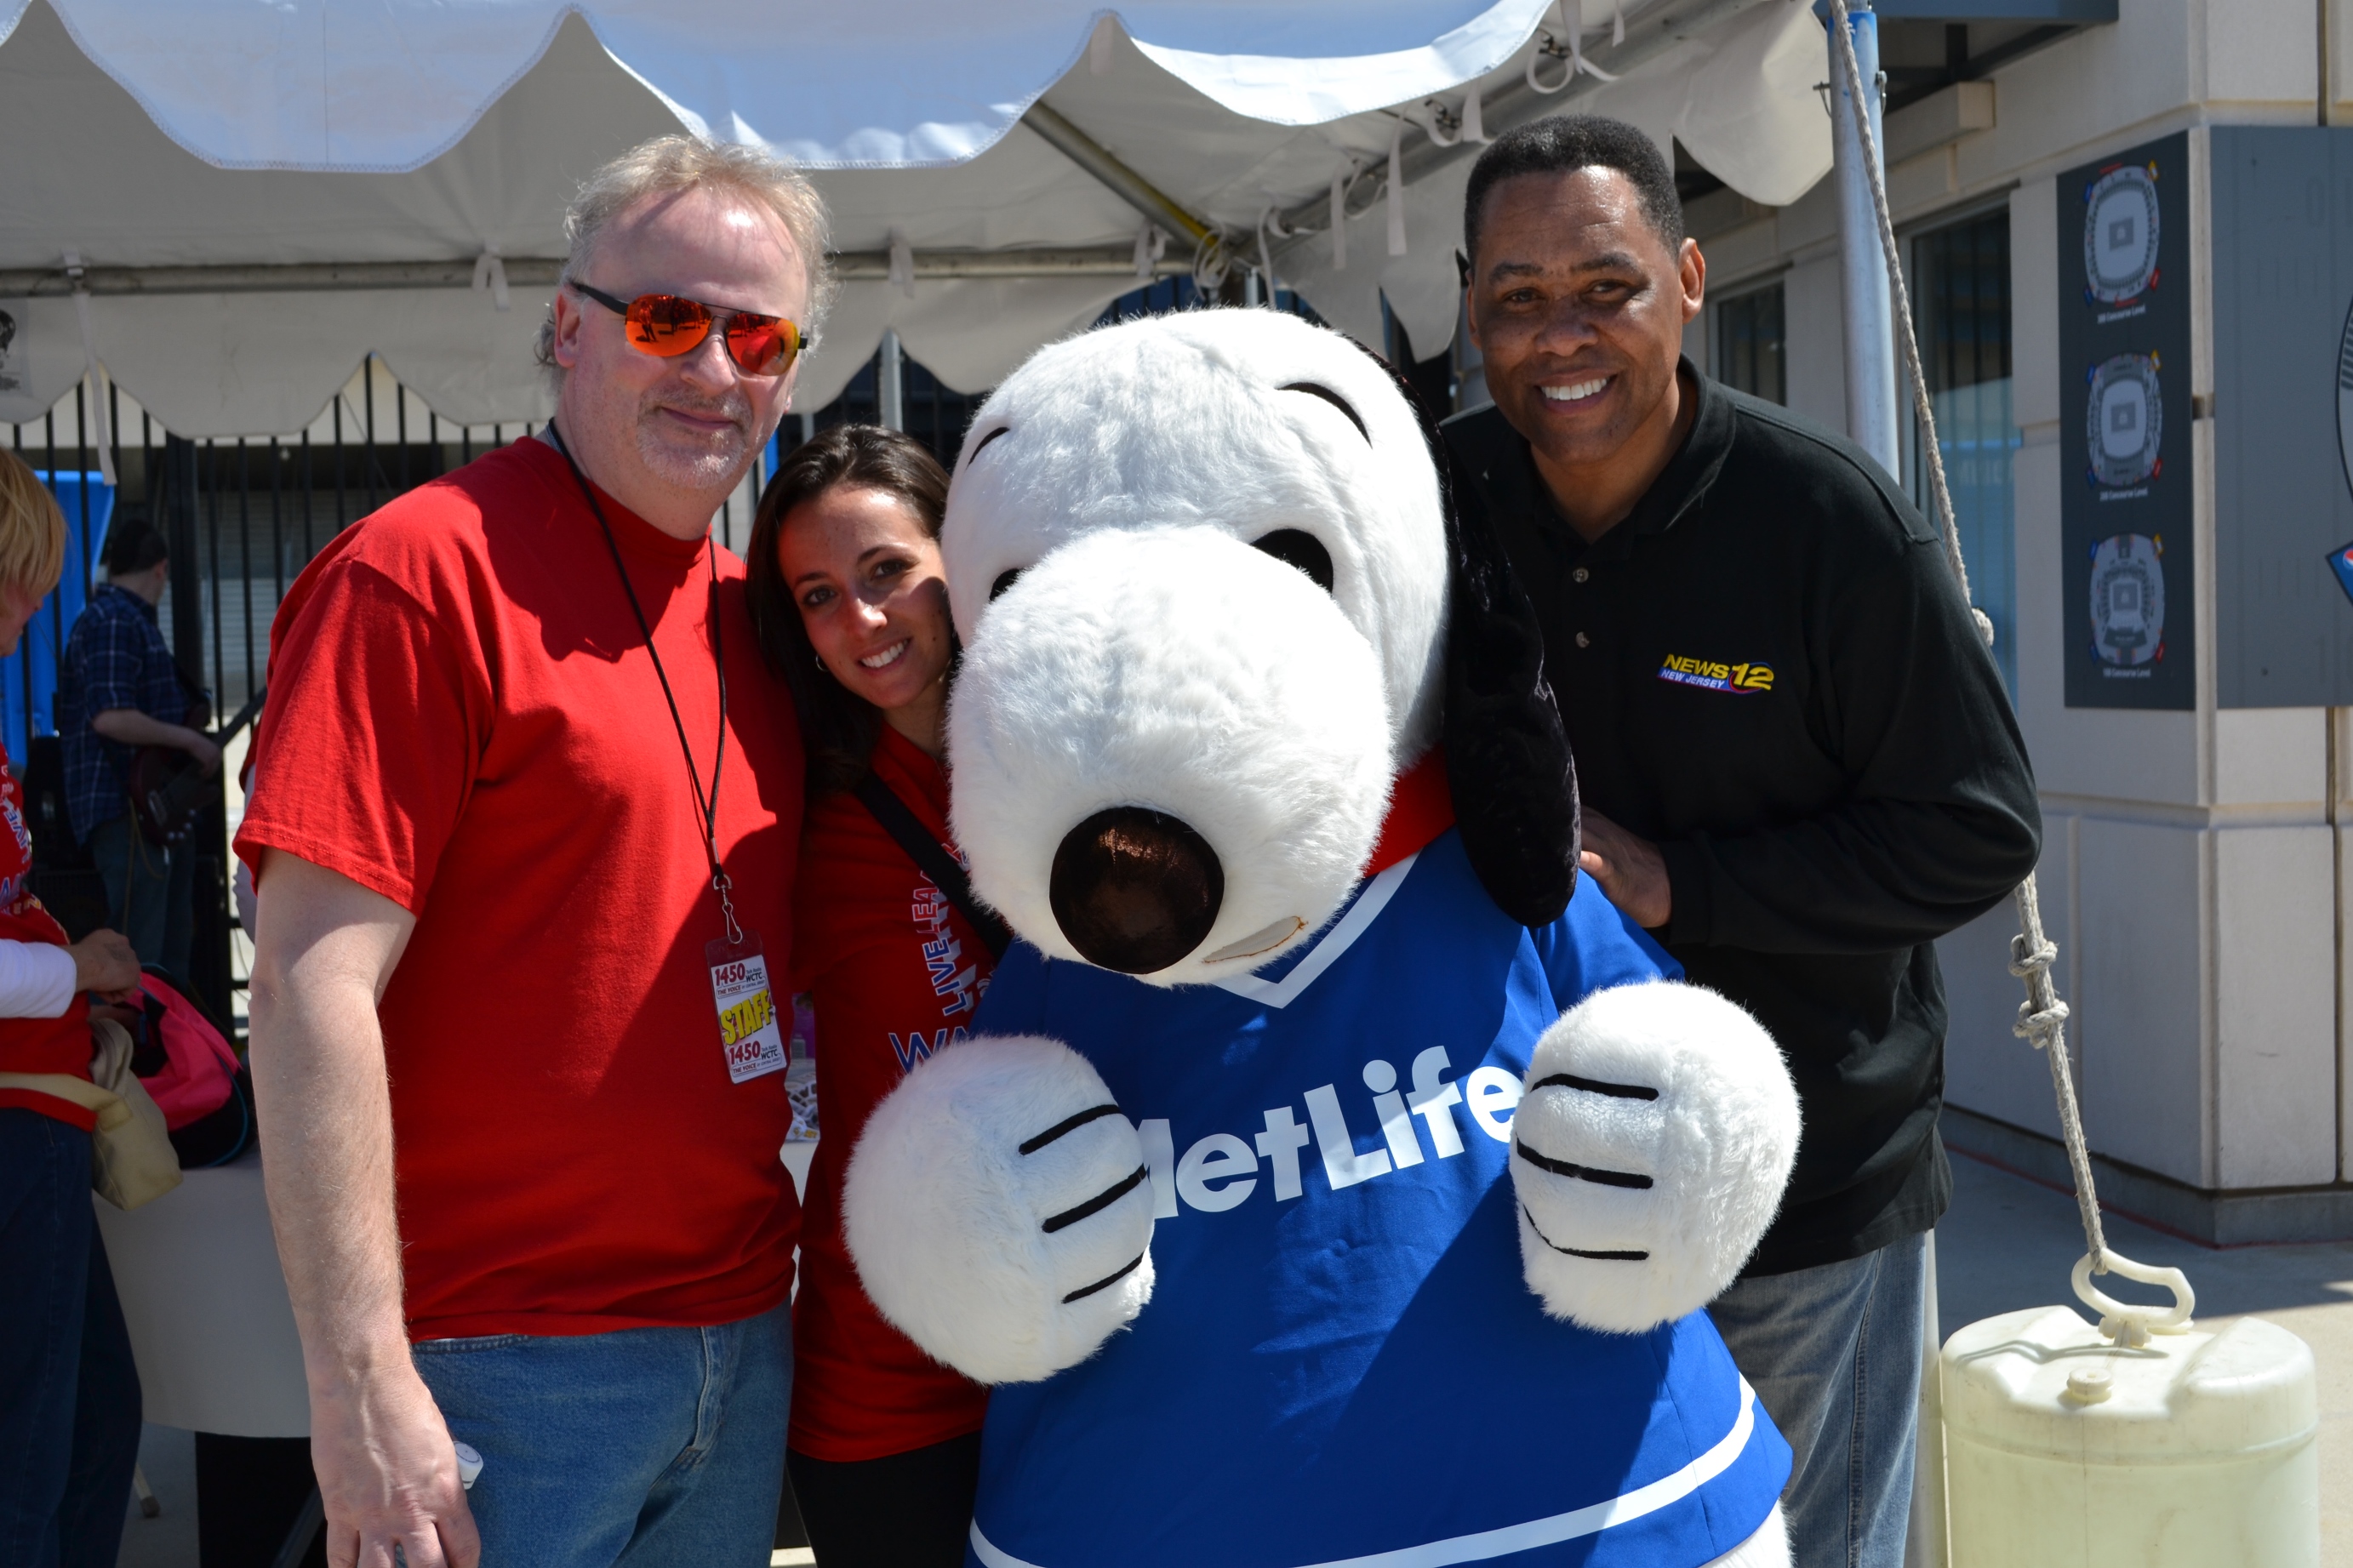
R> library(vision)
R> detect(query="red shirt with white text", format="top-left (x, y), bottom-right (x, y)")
top-left (788, 725), bottom-right (992, 1460)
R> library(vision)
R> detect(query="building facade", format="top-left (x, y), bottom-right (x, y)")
top-left (1671, 0), bottom-right (2350, 1240)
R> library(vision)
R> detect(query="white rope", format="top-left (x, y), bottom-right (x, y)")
top-left (1191, 231), bottom-right (1231, 293)
top-left (1134, 222), bottom-right (1168, 282)
top-left (1825, 0), bottom-right (2127, 1291)
top-left (1821, 6), bottom-right (1979, 629)
top-left (471, 245), bottom-right (511, 312)
top-left (1256, 207), bottom-right (1287, 299)
top-left (1419, 97), bottom-right (1462, 149)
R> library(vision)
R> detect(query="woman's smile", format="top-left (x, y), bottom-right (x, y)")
top-left (860, 638), bottom-right (912, 670)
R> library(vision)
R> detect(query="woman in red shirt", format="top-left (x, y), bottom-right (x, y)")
top-left (749, 425), bottom-right (998, 1567)
top-left (0, 451), bottom-right (148, 1568)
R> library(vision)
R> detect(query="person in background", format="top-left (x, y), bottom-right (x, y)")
top-left (747, 426), bottom-right (994, 1568)
top-left (1445, 116), bottom-right (2041, 1567)
top-left (57, 517), bottom-right (218, 978)
top-left (0, 449), bottom-right (148, 1568)
top-left (239, 134), bottom-right (829, 1568)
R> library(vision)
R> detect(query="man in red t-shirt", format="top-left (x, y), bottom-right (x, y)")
top-left (239, 137), bottom-right (829, 1568)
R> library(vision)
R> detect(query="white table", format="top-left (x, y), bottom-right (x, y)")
top-left (94, 1149), bottom-right (310, 1438)
top-left (94, 1138), bottom-right (823, 1439)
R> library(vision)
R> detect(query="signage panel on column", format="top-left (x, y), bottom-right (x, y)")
top-left (2059, 132), bottom-right (2194, 710)
top-left (2210, 127), bottom-right (2353, 708)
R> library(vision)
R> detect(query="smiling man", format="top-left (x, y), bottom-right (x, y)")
top-left (238, 138), bottom-right (831, 1568)
top-left (1443, 117), bottom-right (2041, 1568)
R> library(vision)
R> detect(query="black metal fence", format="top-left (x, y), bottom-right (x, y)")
top-left (808, 350), bottom-right (985, 465)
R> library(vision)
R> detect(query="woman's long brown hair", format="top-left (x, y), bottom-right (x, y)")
top-left (745, 424), bottom-right (953, 795)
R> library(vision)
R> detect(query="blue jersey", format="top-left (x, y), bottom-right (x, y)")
top-left (967, 827), bottom-right (1790, 1568)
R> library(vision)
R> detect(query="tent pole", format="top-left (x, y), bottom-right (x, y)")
top-left (1830, 1), bottom-right (1901, 478)
top-left (0, 248), bottom-right (1185, 299)
top-left (878, 330), bottom-right (905, 432)
top-left (1019, 101), bottom-right (1218, 252)
top-left (1831, 13), bottom-right (1939, 1563)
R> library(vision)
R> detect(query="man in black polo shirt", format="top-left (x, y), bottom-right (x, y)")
top-left (1443, 117), bottom-right (2040, 1567)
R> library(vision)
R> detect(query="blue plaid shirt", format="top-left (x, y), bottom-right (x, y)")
top-left (58, 584), bottom-right (190, 843)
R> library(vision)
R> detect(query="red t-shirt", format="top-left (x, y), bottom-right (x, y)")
top-left (788, 725), bottom-right (992, 1461)
top-left (0, 740), bottom-right (93, 1129)
top-left (236, 438), bottom-right (805, 1341)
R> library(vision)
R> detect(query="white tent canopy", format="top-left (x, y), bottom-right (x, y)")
top-left (0, 0), bottom-right (1831, 438)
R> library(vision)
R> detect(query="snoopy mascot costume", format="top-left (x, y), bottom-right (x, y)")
top-left (842, 309), bottom-right (1803, 1568)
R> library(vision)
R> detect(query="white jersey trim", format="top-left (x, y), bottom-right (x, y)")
top-left (1208, 852), bottom-right (1419, 1011)
top-left (969, 1377), bottom-right (1760, 1568)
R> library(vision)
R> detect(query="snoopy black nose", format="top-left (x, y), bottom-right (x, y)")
top-left (1049, 807), bottom-right (1225, 974)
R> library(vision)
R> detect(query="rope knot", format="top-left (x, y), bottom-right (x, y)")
top-left (2007, 933), bottom-right (2057, 978)
top-left (2013, 998), bottom-right (2070, 1046)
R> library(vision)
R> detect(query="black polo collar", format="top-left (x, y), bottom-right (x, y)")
top-left (1484, 356), bottom-right (1734, 555)
top-left (1619, 357), bottom-right (1735, 539)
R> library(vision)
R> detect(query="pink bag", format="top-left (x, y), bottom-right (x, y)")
top-left (129, 972), bottom-right (241, 1131)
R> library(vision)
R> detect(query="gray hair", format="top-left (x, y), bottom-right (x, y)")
top-left (534, 134), bottom-right (837, 384)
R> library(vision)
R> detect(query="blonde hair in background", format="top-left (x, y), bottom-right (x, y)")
top-left (0, 450), bottom-right (68, 600)
top-left (534, 134), bottom-right (837, 385)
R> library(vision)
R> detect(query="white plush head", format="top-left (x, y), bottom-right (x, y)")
top-left (944, 310), bottom-right (1449, 984)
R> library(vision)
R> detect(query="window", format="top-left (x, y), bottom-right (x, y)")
top-left (1911, 209), bottom-right (2019, 694)
top-left (1713, 282), bottom-right (1785, 405)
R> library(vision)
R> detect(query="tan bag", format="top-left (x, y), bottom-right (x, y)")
top-left (0, 1019), bottom-right (184, 1209)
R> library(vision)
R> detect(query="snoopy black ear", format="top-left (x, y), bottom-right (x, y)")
top-left (1435, 439), bottom-right (1581, 926)
top-left (1349, 338), bottom-right (1580, 927)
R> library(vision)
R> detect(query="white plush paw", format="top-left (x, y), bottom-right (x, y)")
top-left (1700, 1505), bottom-right (1789, 1568)
top-left (1511, 982), bottom-right (1799, 1333)
top-left (842, 1035), bottom-right (1157, 1384)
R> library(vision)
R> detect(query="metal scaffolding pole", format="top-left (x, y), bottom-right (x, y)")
top-left (877, 329), bottom-right (905, 432)
top-left (1830, 1), bottom-right (1900, 479)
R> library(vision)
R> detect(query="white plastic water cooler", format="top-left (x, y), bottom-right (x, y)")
top-left (1939, 1256), bottom-right (2319, 1566)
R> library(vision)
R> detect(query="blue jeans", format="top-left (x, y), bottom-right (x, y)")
top-left (1708, 1232), bottom-right (1927, 1568)
top-left (0, 1109), bottom-right (144, 1568)
top-left (412, 1301), bottom-right (791, 1568)
top-left (89, 813), bottom-right (195, 978)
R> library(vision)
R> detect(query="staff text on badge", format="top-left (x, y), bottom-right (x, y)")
top-left (708, 934), bottom-right (789, 1084)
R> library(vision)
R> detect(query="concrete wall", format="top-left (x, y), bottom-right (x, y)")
top-left (1981, 128), bottom-right (2344, 1203)
top-left (1689, 0), bottom-right (2353, 1217)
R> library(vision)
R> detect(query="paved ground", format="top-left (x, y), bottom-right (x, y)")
top-left (113, 1134), bottom-right (2353, 1566)
top-left (116, 1423), bottom-right (194, 1568)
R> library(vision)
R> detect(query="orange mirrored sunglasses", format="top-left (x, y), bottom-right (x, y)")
top-left (569, 281), bottom-right (805, 377)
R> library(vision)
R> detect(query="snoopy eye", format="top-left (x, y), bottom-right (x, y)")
top-left (1251, 530), bottom-right (1335, 594)
top-left (990, 568), bottom-right (1026, 602)
top-left (968, 426), bottom-right (1012, 464)
top-left (1277, 383), bottom-right (1368, 444)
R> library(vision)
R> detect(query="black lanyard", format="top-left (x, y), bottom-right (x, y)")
top-left (548, 425), bottom-right (742, 945)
